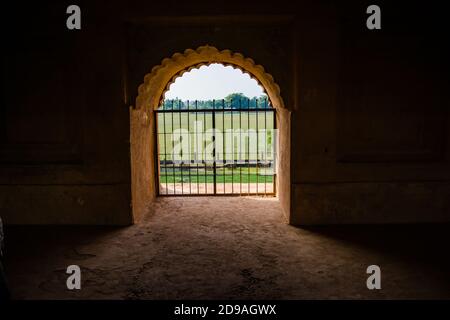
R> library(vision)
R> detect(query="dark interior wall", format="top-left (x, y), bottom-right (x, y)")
top-left (1, 2), bottom-right (132, 224)
top-left (1, 1), bottom-right (449, 225)
top-left (292, 2), bottom-right (450, 223)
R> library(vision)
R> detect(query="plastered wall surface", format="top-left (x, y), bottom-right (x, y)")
top-left (1, 1), bottom-right (449, 225)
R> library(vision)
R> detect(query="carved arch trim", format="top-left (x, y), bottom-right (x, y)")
top-left (134, 45), bottom-right (286, 111)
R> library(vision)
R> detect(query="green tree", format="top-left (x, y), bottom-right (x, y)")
top-left (225, 93), bottom-right (248, 109)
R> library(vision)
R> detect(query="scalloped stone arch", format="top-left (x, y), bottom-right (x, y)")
top-left (160, 62), bottom-right (273, 108)
top-left (134, 45), bottom-right (286, 111)
top-left (130, 45), bottom-right (291, 224)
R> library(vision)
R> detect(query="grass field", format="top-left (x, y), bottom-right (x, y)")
top-left (159, 167), bottom-right (274, 184)
top-left (157, 110), bottom-right (276, 192)
top-left (157, 111), bottom-right (275, 162)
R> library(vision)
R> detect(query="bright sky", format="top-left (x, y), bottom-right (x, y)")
top-left (164, 63), bottom-right (266, 100)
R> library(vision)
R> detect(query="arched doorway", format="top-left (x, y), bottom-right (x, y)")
top-left (130, 46), bottom-right (291, 222)
top-left (156, 63), bottom-right (276, 196)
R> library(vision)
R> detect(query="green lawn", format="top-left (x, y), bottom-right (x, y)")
top-left (157, 111), bottom-right (276, 187)
top-left (157, 111), bottom-right (275, 162)
top-left (159, 167), bottom-right (274, 183)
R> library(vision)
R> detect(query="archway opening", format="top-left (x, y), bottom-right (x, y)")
top-left (156, 63), bottom-right (276, 195)
top-left (130, 46), bottom-right (291, 223)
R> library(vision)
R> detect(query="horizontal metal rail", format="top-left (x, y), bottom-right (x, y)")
top-left (155, 108), bottom-right (271, 113)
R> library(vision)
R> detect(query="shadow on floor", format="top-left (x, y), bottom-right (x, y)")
top-left (300, 223), bottom-right (450, 269)
top-left (2, 219), bottom-right (450, 299)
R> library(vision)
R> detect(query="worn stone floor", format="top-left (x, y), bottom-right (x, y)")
top-left (3, 197), bottom-right (450, 299)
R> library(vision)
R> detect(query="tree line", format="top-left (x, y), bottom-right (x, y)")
top-left (161, 93), bottom-right (271, 110)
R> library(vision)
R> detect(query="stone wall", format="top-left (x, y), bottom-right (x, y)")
top-left (1, 1), bottom-right (449, 225)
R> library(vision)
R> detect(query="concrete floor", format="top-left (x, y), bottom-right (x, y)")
top-left (3, 197), bottom-right (450, 299)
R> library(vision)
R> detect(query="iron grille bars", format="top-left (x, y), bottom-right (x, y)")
top-left (156, 98), bottom-right (275, 196)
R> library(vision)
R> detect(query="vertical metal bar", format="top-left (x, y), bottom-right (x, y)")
top-left (158, 111), bottom-right (162, 195)
top-left (187, 100), bottom-right (191, 194)
top-left (162, 110), bottom-right (168, 195)
top-left (171, 100), bottom-right (176, 194)
top-left (179, 101), bottom-right (184, 195)
top-left (264, 99), bottom-right (267, 196)
top-left (239, 98), bottom-right (242, 195)
top-left (231, 99), bottom-right (234, 194)
top-left (273, 107), bottom-right (277, 195)
top-left (256, 98), bottom-right (259, 195)
top-left (222, 99), bottom-right (225, 194)
top-left (196, 100), bottom-right (200, 194)
top-left (154, 111), bottom-right (160, 195)
top-left (203, 108), bottom-right (207, 194)
top-left (247, 98), bottom-right (250, 196)
top-left (212, 99), bottom-right (217, 195)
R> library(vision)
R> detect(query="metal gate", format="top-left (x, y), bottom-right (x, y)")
top-left (155, 98), bottom-right (276, 196)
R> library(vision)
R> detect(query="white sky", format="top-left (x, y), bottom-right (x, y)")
top-left (164, 63), bottom-right (266, 100)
